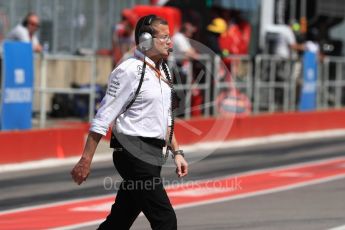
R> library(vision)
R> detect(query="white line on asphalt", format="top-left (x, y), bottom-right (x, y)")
top-left (50, 173), bottom-right (345, 230)
top-left (1, 156), bottom-right (344, 215)
top-left (172, 174), bottom-right (345, 211)
top-left (328, 224), bottom-right (345, 230)
top-left (51, 220), bottom-right (103, 230)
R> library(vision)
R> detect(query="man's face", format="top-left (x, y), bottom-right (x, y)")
top-left (27, 15), bottom-right (40, 34)
top-left (151, 23), bottom-right (171, 58)
top-left (184, 22), bottom-right (197, 38)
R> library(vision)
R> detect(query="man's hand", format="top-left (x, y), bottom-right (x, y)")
top-left (174, 155), bottom-right (188, 178)
top-left (71, 157), bottom-right (91, 185)
top-left (71, 131), bottom-right (102, 185)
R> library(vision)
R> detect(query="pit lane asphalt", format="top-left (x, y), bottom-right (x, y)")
top-left (1, 136), bottom-right (344, 229)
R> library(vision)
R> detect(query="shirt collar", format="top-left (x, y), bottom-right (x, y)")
top-left (134, 49), bottom-right (157, 67)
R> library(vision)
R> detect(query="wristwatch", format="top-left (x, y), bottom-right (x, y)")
top-left (172, 149), bottom-right (184, 159)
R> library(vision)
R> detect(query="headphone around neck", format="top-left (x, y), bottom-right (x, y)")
top-left (137, 14), bottom-right (157, 52)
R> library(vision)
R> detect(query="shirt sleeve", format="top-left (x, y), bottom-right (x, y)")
top-left (90, 68), bottom-right (134, 135)
top-left (7, 25), bottom-right (30, 42)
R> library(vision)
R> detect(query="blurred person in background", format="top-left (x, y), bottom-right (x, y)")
top-left (71, 14), bottom-right (187, 230)
top-left (205, 17), bottom-right (227, 56)
top-left (172, 22), bottom-right (199, 60)
top-left (304, 28), bottom-right (322, 57)
top-left (6, 12), bottom-right (42, 53)
top-left (294, 27), bottom-right (323, 106)
top-left (204, 17), bottom-right (228, 114)
top-left (112, 9), bottom-right (138, 66)
top-left (264, 23), bottom-right (300, 59)
top-left (219, 10), bottom-right (251, 56)
top-left (264, 23), bottom-right (304, 109)
top-left (172, 21), bottom-right (202, 116)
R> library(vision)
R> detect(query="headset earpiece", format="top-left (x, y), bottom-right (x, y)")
top-left (139, 32), bottom-right (153, 51)
top-left (138, 14), bottom-right (156, 51)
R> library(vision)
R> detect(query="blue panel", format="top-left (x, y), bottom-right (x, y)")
top-left (1, 41), bottom-right (34, 130)
top-left (299, 51), bottom-right (318, 111)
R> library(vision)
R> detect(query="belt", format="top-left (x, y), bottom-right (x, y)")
top-left (111, 132), bottom-right (166, 149)
top-left (139, 136), bottom-right (166, 148)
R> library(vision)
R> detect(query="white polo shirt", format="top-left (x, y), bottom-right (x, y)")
top-left (6, 24), bottom-right (40, 48)
top-left (265, 24), bottom-right (297, 59)
top-left (90, 50), bottom-right (172, 140)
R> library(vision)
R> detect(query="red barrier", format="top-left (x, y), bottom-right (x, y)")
top-left (1, 109), bottom-right (345, 164)
top-left (0, 127), bottom-right (85, 164)
top-left (174, 109), bottom-right (345, 145)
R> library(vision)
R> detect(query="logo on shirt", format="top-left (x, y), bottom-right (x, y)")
top-left (136, 65), bottom-right (150, 81)
top-left (137, 65), bottom-right (143, 76)
top-left (107, 79), bottom-right (120, 97)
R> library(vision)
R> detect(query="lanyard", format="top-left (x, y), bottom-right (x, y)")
top-left (135, 54), bottom-right (171, 86)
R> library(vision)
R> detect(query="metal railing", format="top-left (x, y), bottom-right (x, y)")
top-left (34, 53), bottom-right (345, 128)
top-left (321, 56), bottom-right (345, 109)
top-left (169, 54), bottom-right (213, 119)
top-left (253, 54), bottom-right (299, 113)
top-left (213, 55), bottom-right (253, 116)
top-left (252, 54), bottom-right (345, 113)
top-left (37, 54), bottom-right (97, 128)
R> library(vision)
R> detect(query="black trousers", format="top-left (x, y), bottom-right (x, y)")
top-left (98, 135), bottom-right (177, 230)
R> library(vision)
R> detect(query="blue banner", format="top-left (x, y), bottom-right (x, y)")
top-left (299, 51), bottom-right (318, 111)
top-left (1, 41), bottom-right (34, 130)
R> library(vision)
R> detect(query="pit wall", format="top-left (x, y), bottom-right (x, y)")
top-left (1, 109), bottom-right (345, 164)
